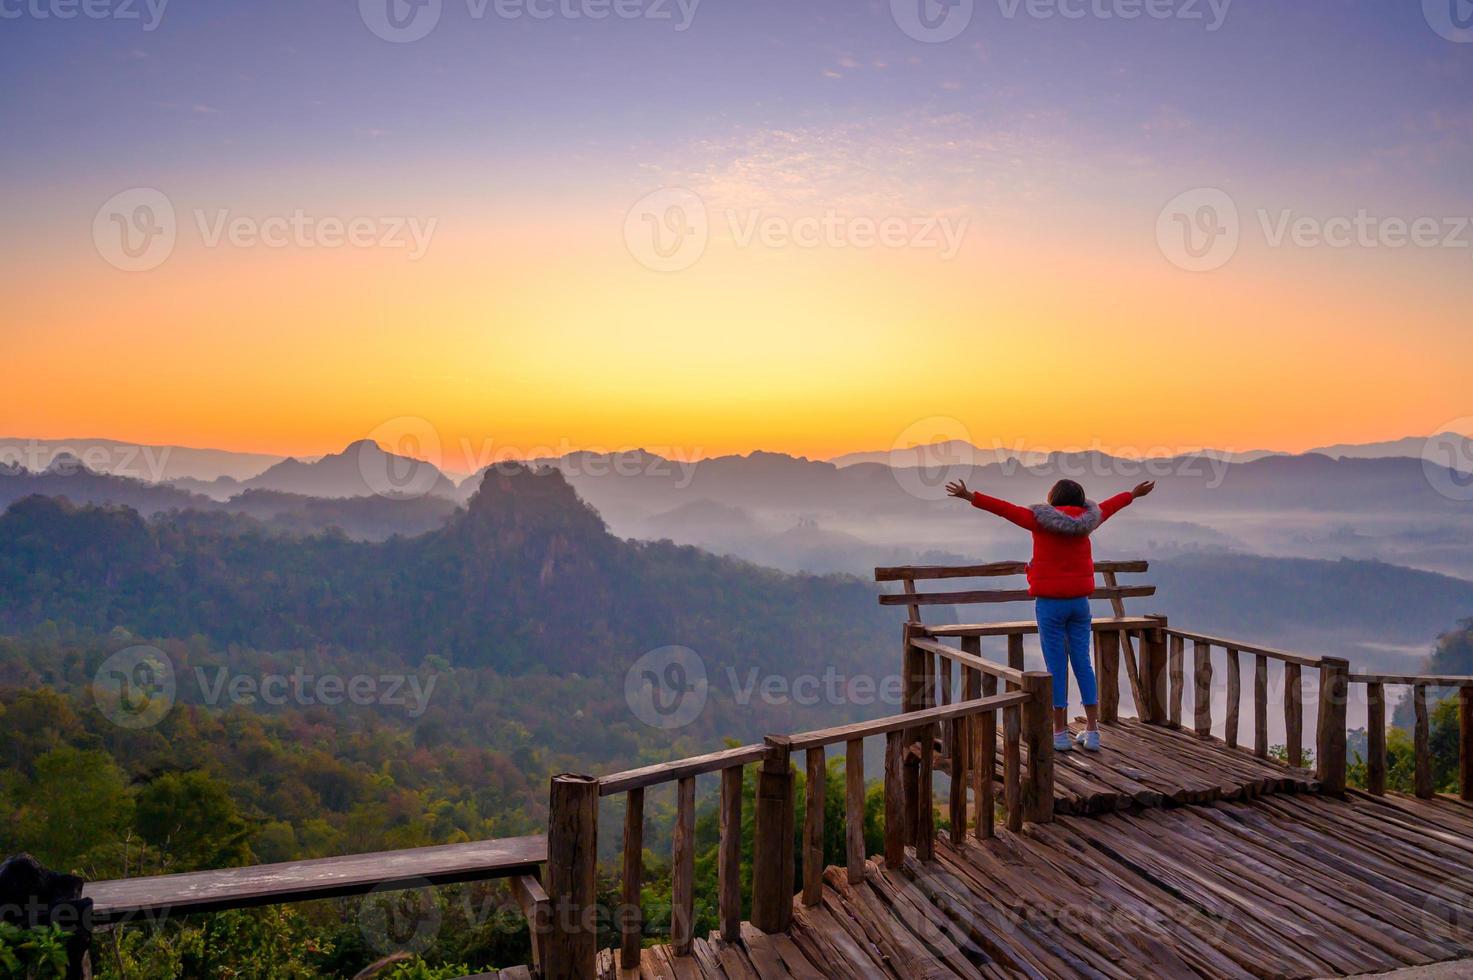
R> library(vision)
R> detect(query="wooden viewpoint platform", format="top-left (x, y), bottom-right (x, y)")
top-left (1036, 717), bottom-right (1317, 816)
top-left (613, 781), bottom-right (1473, 979)
top-left (576, 557), bottom-right (1473, 979)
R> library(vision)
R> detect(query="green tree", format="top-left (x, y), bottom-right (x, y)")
top-left (135, 770), bottom-right (254, 872)
top-left (9, 747), bottom-right (133, 872)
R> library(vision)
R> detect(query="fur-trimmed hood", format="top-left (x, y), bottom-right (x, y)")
top-left (1029, 501), bottom-right (1102, 537)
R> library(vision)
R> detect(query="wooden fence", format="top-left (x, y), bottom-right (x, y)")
top-left (34, 555), bottom-right (1473, 980)
top-left (542, 672), bottom-right (1056, 978)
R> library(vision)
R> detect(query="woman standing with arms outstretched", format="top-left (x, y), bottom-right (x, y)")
top-left (945, 477), bottom-right (1155, 752)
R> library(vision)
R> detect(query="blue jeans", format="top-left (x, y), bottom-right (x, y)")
top-left (1036, 597), bottom-right (1097, 710)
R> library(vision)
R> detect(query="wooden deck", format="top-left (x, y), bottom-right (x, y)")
top-left (1044, 717), bottom-right (1318, 815)
top-left (614, 790), bottom-right (1473, 979)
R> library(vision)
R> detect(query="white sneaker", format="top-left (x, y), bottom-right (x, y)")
top-left (1075, 729), bottom-right (1102, 752)
top-left (1053, 731), bottom-right (1074, 752)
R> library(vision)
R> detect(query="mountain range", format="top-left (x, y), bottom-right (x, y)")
top-left (5, 432), bottom-right (1470, 489)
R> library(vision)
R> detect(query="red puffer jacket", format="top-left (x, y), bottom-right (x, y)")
top-left (969, 491), bottom-right (1134, 598)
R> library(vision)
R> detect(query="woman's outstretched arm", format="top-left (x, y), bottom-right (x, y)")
top-left (946, 479), bottom-right (1037, 530)
top-left (1099, 480), bottom-right (1155, 522)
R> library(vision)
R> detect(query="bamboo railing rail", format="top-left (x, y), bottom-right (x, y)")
top-left (547, 686), bottom-right (1049, 977)
top-left (1345, 676), bottom-right (1473, 801)
top-left (1161, 628), bottom-right (1347, 791)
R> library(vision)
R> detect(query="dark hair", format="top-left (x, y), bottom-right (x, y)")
top-left (1047, 479), bottom-right (1086, 508)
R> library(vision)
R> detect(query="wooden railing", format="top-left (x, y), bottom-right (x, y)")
top-left (1160, 629), bottom-right (1347, 790)
top-left (1345, 671), bottom-right (1473, 800)
top-left (542, 681), bottom-right (1052, 979)
top-left (50, 837), bottom-right (551, 980)
top-left (1153, 629), bottom-right (1473, 804)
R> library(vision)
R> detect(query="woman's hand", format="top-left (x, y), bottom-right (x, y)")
top-left (945, 479), bottom-right (972, 500)
top-left (1132, 480), bottom-right (1156, 499)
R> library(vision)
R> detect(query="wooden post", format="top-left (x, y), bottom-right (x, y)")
top-left (901, 625), bottom-right (922, 849)
top-left (752, 736), bottom-right (794, 934)
top-left (620, 787), bottom-right (645, 968)
top-left (1315, 658), bottom-right (1349, 795)
top-left (1142, 619), bottom-right (1169, 724)
top-left (948, 707), bottom-right (968, 841)
top-left (914, 641), bottom-right (936, 861)
top-left (1193, 640), bottom-right (1213, 737)
top-left (1414, 686), bottom-right (1433, 799)
top-left (803, 747), bottom-right (825, 906)
top-left (977, 671), bottom-right (997, 840)
top-left (1285, 663), bottom-right (1303, 768)
top-left (1119, 630), bottom-right (1145, 718)
top-left (1097, 629), bottom-right (1120, 723)
top-left (672, 776), bottom-right (696, 956)
top-left (883, 730), bottom-right (905, 868)
top-left (1021, 670), bottom-right (1055, 825)
top-left (1462, 688), bottom-right (1473, 803)
top-left (939, 658), bottom-right (953, 762)
top-left (545, 773), bottom-right (598, 980)
top-left (917, 718), bottom-right (935, 861)
top-left (1367, 682), bottom-right (1386, 796)
top-left (1003, 704), bottom-right (1022, 832)
top-left (511, 874), bottom-right (550, 976)
top-left (845, 740), bottom-right (865, 884)
top-left (1254, 654), bottom-right (1269, 758)
top-left (1224, 647), bottom-right (1241, 749)
top-left (955, 664), bottom-right (979, 842)
top-left (1007, 633), bottom-right (1025, 680)
top-left (718, 766), bottom-right (743, 941)
top-left (902, 573), bottom-right (921, 625)
top-left (1168, 633), bottom-right (1185, 728)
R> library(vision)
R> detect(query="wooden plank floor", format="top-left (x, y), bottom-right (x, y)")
top-left (618, 791), bottom-right (1473, 979)
top-left (1043, 717), bottom-right (1318, 815)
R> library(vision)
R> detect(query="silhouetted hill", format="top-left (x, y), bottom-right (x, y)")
top-left (0, 459), bottom-right (212, 515)
top-left (0, 469), bottom-right (893, 708)
top-left (0, 459), bottom-right (460, 541)
top-left (241, 440), bottom-right (456, 500)
top-left (0, 436), bottom-right (282, 482)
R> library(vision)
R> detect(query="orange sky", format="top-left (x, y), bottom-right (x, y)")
top-left (6, 202), bottom-right (1466, 467)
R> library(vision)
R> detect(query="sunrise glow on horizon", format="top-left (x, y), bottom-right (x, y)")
top-left (4, 1), bottom-right (1472, 463)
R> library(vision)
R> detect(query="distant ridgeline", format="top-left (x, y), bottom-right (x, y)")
top-left (0, 465), bottom-right (891, 689)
